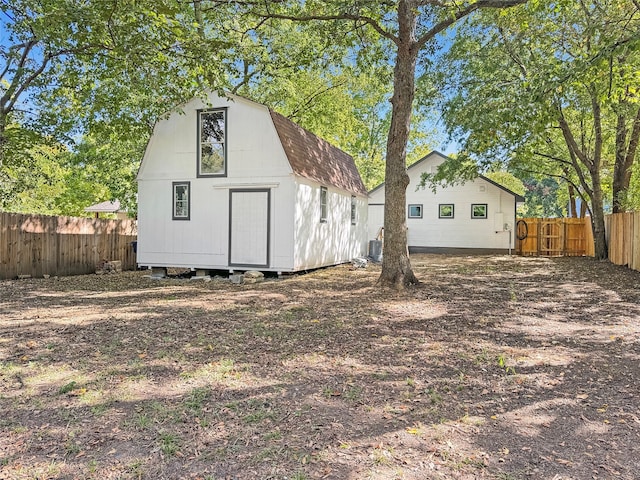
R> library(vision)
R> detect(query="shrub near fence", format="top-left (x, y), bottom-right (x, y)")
top-left (0, 212), bottom-right (137, 280)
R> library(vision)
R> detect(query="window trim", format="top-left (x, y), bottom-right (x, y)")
top-left (408, 204), bottom-right (423, 219)
top-left (438, 203), bottom-right (454, 219)
top-left (197, 108), bottom-right (227, 178)
top-left (471, 203), bottom-right (488, 219)
top-left (172, 181), bottom-right (191, 220)
top-left (351, 195), bottom-right (357, 225)
top-left (320, 186), bottom-right (328, 223)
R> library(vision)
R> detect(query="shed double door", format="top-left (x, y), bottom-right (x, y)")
top-left (229, 189), bottom-right (270, 267)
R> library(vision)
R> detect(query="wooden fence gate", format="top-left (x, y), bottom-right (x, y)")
top-left (515, 217), bottom-right (594, 257)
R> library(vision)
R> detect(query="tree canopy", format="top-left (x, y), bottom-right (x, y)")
top-left (431, 0), bottom-right (640, 259)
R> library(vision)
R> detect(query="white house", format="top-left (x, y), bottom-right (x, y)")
top-left (137, 92), bottom-right (368, 273)
top-left (368, 151), bottom-right (525, 252)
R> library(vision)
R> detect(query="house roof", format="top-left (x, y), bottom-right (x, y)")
top-left (84, 200), bottom-right (123, 213)
top-left (369, 150), bottom-right (525, 202)
top-left (270, 110), bottom-right (368, 196)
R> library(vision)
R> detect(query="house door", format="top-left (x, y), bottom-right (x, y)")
top-left (229, 189), bottom-right (270, 267)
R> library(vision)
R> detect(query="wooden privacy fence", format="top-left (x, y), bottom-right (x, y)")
top-left (0, 212), bottom-right (137, 280)
top-left (606, 212), bottom-right (640, 271)
top-left (515, 217), bottom-right (594, 257)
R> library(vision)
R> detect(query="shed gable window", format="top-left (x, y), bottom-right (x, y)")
top-left (198, 109), bottom-right (226, 177)
top-left (408, 204), bottom-right (423, 218)
top-left (320, 187), bottom-right (328, 223)
top-left (173, 182), bottom-right (190, 220)
top-left (351, 195), bottom-right (356, 225)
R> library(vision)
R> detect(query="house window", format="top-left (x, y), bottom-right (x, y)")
top-left (439, 204), bottom-right (454, 219)
top-left (408, 204), bottom-right (423, 218)
top-left (173, 182), bottom-right (190, 220)
top-left (471, 203), bottom-right (488, 219)
top-left (351, 195), bottom-right (356, 225)
top-left (320, 187), bottom-right (328, 223)
top-left (198, 108), bottom-right (226, 177)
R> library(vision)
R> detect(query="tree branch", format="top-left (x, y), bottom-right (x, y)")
top-left (1, 39), bottom-right (38, 112)
top-left (415, 0), bottom-right (528, 49)
top-left (588, 83), bottom-right (603, 171)
top-left (287, 80), bottom-right (347, 120)
top-left (203, 0), bottom-right (398, 44)
top-left (624, 105), bottom-right (640, 176)
top-left (532, 151), bottom-right (573, 167)
top-left (557, 106), bottom-right (593, 171)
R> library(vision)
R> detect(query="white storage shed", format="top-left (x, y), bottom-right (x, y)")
top-left (137, 92), bottom-right (368, 273)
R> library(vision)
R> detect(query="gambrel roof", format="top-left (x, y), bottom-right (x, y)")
top-left (270, 110), bottom-right (368, 197)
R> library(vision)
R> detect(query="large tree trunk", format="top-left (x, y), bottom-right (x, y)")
top-left (612, 107), bottom-right (640, 213)
top-left (379, 0), bottom-right (419, 289)
top-left (557, 94), bottom-right (608, 260)
top-left (590, 173), bottom-right (608, 260)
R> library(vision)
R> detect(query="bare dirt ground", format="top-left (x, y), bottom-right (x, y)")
top-left (1, 254), bottom-right (639, 480)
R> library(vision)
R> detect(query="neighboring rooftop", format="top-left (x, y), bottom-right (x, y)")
top-left (84, 200), bottom-right (123, 213)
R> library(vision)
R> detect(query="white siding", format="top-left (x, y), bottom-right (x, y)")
top-left (367, 152), bottom-right (518, 250)
top-left (293, 179), bottom-right (368, 270)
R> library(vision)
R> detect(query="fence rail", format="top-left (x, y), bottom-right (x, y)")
top-left (0, 212), bottom-right (137, 280)
top-left (515, 217), bottom-right (594, 257)
top-left (606, 212), bottom-right (640, 272)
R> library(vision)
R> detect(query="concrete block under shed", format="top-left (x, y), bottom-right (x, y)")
top-left (230, 274), bottom-right (244, 284)
top-left (243, 270), bottom-right (264, 284)
top-left (190, 269), bottom-right (211, 281)
top-left (96, 260), bottom-right (123, 275)
top-left (150, 267), bottom-right (167, 278)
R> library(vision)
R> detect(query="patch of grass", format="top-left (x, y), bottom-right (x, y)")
top-left (370, 446), bottom-right (394, 465)
top-left (181, 358), bottom-right (242, 383)
top-left (90, 403), bottom-right (109, 416)
top-left (322, 386), bottom-right (341, 399)
top-left (64, 431), bottom-right (81, 457)
top-left (344, 385), bottom-right (362, 402)
top-left (58, 380), bottom-right (78, 394)
top-left (86, 459), bottom-right (98, 473)
top-left (290, 472), bottom-right (308, 480)
top-left (253, 446), bottom-right (280, 462)
top-left (495, 473), bottom-right (519, 480)
top-left (474, 348), bottom-right (491, 365)
top-left (147, 400), bottom-right (179, 423)
top-left (125, 413), bottom-right (152, 431)
top-left (263, 429), bottom-right (283, 441)
top-left (427, 388), bottom-right (443, 404)
top-left (243, 399), bottom-right (275, 424)
top-left (184, 386), bottom-right (211, 412)
top-left (127, 459), bottom-right (145, 478)
top-left (158, 432), bottom-right (180, 456)
top-left (497, 354), bottom-right (517, 375)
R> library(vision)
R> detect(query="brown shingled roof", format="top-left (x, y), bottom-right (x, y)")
top-left (270, 110), bottom-right (368, 196)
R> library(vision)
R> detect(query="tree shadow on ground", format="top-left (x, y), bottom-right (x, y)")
top-left (1, 255), bottom-right (639, 479)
